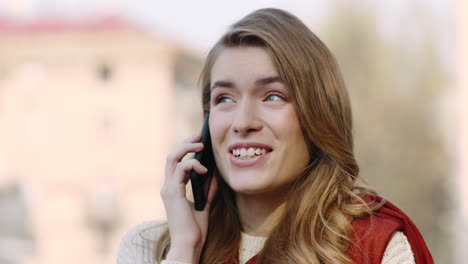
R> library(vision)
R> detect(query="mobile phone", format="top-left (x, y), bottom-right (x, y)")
top-left (190, 112), bottom-right (215, 211)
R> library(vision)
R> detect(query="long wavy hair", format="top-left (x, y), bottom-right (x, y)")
top-left (154, 8), bottom-right (380, 264)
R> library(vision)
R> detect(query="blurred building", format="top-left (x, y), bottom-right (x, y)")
top-left (0, 14), bottom-right (203, 264)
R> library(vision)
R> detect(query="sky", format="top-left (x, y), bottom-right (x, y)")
top-left (0, 0), bottom-right (453, 54)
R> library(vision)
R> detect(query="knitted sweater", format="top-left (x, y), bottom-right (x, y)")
top-left (116, 221), bottom-right (415, 264)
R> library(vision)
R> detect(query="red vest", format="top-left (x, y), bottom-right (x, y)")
top-left (224, 196), bottom-right (434, 264)
top-left (346, 195), bottom-right (433, 264)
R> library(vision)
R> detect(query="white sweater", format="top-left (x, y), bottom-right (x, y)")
top-left (117, 221), bottom-right (415, 264)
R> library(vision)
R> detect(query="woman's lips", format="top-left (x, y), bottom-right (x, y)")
top-left (229, 151), bottom-right (271, 167)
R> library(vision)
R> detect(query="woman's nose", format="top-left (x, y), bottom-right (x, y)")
top-left (231, 101), bottom-right (262, 136)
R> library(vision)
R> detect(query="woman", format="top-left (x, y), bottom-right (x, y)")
top-left (117, 8), bottom-right (433, 264)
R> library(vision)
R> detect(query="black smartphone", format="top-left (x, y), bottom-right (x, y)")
top-left (190, 112), bottom-right (215, 211)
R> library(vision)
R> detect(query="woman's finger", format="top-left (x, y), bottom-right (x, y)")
top-left (174, 140), bottom-right (203, 162)
top-left (165, 159), bottom-right (208, 190)
top-left (172, 159), bottom-right (207, 184)
top-left (165, 141), bottom-right (203, 177)
top-left (183, 130), bottom-right (202, 143)
top-left (161, 159), bottom-right (206, 202)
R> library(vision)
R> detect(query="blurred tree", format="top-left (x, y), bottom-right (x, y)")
top-left (320, 4), bottom-right (451, 263)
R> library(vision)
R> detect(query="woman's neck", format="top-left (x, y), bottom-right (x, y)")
top-left (236, 189), bottom-right (287, 237)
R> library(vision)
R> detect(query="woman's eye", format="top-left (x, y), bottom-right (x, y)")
top-left (265, 94), bottom-right (285, 102)
top-left (216, 96), bottom-right (234, 104)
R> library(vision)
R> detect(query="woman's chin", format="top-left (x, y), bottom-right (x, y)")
top-left (228, 181), bottom-right (273, 196)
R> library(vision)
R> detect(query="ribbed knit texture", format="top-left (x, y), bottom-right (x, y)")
top-left (381, 231), bottom-right (416, 264)
top-left (117, 221), bottom-right (415, 264)
top-left (239, 232), bottom-right (267, 264)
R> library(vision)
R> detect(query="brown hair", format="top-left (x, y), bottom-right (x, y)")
top-left (155, 8), bottom-right (379, 264)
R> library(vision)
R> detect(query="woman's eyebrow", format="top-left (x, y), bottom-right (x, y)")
top-left (255, 76), bottom-right (283, 86)
top-left (211, 75), bottom-right (283, 90)
top-left (211, 80), bottom-right (234, 90)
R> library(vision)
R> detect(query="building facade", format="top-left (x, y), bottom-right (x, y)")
top-left (0, 15), bottom-right (202, 264)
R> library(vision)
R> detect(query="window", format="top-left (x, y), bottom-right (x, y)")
top-left (97, 62), bottom-right (113, 82)
top-left (0, 182), bottom-right (35, 262)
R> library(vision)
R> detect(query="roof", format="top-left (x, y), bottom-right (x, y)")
top-left (0, 14), bottom-right (134, 34)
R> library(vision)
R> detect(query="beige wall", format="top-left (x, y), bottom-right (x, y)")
top-left (0, 26), bottom-right (200, 264)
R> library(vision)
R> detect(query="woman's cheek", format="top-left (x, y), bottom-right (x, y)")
top-left (209, 112), bottom-right (230, 155)
top-left (209, 113), bottom-right (231, 181)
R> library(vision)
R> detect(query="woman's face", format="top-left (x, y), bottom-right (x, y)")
top-left (209, 46), bottom-right (310, 195)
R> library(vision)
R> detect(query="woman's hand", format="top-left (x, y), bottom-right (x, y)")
top-left (160, 131), bottom-right (219, 264)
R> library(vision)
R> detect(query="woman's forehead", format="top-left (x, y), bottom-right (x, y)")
top-left (210, 47), bottom-right (278, 84)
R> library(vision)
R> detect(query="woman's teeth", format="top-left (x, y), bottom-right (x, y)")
top-left (232, 147), bottom-right (268, 159)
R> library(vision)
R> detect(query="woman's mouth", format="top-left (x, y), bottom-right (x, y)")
top-left (231, 147), bottom-right (269, 159)
top-left (229, 147), bottom-right (272, 167)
